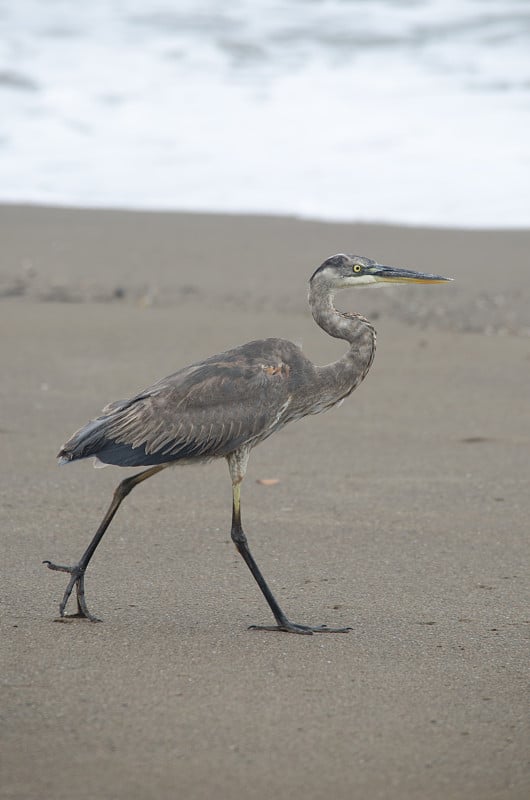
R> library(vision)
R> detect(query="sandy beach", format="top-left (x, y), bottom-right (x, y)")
top-left (1, 204), bottom-right (529, 799)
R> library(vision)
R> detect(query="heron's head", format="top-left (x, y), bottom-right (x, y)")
top-left (310, 254), bottom-right (452, 289)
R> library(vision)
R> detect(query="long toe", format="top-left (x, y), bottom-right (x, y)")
top-left (43, 560), bottom-right (78, 574)
top-left (54, 610), bottom-right (102, 623)
top-left (307, 624), bottom-right (352, 633)
top-left (249, 621), bottom-right (352, 634)
top-left (74, 585), bottom-right (101, 622)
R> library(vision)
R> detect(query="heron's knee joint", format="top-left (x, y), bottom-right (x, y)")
top-left (115, 477), bottom-right (135, 500)
top-left (231, 525), bottom-right (247, 546)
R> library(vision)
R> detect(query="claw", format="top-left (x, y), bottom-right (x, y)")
top-left (43, 560), bottom-right (100, 622)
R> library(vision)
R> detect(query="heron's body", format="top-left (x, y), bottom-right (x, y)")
top-left (60, 335), bottom-right (375, 468)
top-left (59, 281), bottom-right (376, 470)
top-left (46, 254), bottom-right (450, 633)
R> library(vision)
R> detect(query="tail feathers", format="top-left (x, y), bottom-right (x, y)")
top-left (56, 409), bottom-right (170, 468)
top-left (57, 417), bottom-right (110, 464)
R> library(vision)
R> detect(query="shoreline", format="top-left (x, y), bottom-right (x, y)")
top-left (3, 199), bottom-right (530, 232)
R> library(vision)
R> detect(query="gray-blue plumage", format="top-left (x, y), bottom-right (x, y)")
top-left (46, 254), bottom-right (451, 632)
top-left (58, 338), bottom-right (323, 467)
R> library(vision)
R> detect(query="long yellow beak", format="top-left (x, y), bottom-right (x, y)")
top-left (372, 265), bottom-right (453, 284)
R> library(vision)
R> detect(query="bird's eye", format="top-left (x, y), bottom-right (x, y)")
top-left (353, 264), bottom-right (363, 273)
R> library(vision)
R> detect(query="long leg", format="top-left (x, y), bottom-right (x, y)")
top-left (44, 465), bottom-right (166, 621)
top-left (227, 452), bottom-right (351, 635)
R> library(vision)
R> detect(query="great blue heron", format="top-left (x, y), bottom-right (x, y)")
top-left (45, 254), bottom-right (451, 633)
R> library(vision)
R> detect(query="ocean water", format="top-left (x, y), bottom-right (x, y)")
top-left (1, 0), bottom-right (529, 227)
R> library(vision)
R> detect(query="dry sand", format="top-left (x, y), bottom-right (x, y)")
top-left (1, 205), bottom-right (529, 799)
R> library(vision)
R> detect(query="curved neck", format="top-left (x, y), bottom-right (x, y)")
top-left (308, 277), bottom-right (376, 394)
top-left (309, 279), bottom-right (375, 346)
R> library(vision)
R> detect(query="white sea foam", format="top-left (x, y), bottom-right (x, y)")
top-left (0, 0), bottom-right (529, 227)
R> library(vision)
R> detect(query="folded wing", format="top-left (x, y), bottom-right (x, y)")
top-left (58, 348), bottom-right (294, 467)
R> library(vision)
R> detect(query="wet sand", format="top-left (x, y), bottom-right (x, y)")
top-left (1, 205), bottom-right (529, 799)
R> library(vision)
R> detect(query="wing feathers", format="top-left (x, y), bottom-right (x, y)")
top-left (59, 341), bottom-right (299, 466)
